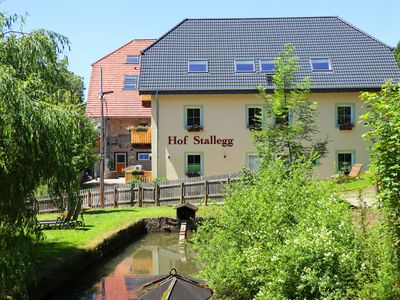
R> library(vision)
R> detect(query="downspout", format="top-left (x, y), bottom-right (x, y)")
top-left (155, 91), bottom-right (159, 177)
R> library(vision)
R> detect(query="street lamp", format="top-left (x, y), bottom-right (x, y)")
top-left (99, 67), bottom-right (113, 208)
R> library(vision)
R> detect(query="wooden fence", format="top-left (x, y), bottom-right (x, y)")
top-left (35, 173), bottom-right (239, 214)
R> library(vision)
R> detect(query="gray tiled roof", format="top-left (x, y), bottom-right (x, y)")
top-left (139, 17), bottom-right (400, 93)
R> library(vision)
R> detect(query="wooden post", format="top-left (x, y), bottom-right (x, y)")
top-left (180, 182), bottom-right (185, 204)
top-left (130, 184), bottom-right (135, 206)
top-left (155, 183), bottom-right (160, 206)
top-left (138, 184), bottom-right (143, 207)
top-left (113, 185), bottom-right (118, 207)
top-left (88, 189), bottom-right (92, 208)
top-left (204, 180), bottom-right (209, 206)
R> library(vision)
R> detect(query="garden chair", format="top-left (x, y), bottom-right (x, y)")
top-left (69, 198), bottom-right (84, 227)
top-left (344, 163), bottom-right (363, 179)
top-left (332, 163), bottom-right (363, 181)
top-left (38, 204), bottom-right (75, 229)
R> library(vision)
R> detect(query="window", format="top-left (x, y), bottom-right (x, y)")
top-left (336, 104), bottom-right (355, 130)
top-left (188, 60), bottom-right (208, 73)
top-left (126, 55), bottom-right (140, 64)
top-left (186, 153), bottom-right (202, 176)
top-left (137, 153), bottom-right (151, 161)
top-left (247, 106), bottom-right (262, 129)
top-left (247, 153), bottom-right (260, 171)
top-left (185, 106), bottom-right (203, 131)
top-left (275, 108), bottom-right (290, 126)
top-left (337, 152), bottom-right (354, 173)
top-left (124, 75), bottom-right (138, 90)
top-left (235, 60), bottom-right (255, 72)
top-left (311, 58), bottom-right (332, 71)
top-left (260, 60), bottom-right (275, 72)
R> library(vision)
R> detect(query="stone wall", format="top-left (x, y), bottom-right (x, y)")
top-left (106, 117), bottom-right (151, 171)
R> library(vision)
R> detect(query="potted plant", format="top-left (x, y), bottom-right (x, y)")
top-left (135, 125), bottom-right (149, 132)
top-left (247, 123), bottom-right (262, 131)
top-left (186, 171), bottom-right (201, 177)
top-left (123, 165), bottom-right (145, 175)
top-left (124, 165), bottom-right (145, 183)
top-left (186, 123), bottom-right (203, 132)
top-left (339, 122), bottom-right (354, 130)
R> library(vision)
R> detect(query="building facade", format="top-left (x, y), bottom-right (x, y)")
top-left (86, 39), bottom-right (155, 176)
top-left (139, 17), bottom-right (400, 179)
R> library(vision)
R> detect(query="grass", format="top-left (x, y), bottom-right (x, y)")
top-left (332, 177), bottom-right (372, 192)
top-left (37, 206), bottom-right (174, 249)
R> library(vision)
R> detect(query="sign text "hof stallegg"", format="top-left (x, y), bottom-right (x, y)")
top-left (168, 135), bottom-right (234, 147)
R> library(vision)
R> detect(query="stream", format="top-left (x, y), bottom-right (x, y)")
top-left (50, 232), bottom-right (200, 299)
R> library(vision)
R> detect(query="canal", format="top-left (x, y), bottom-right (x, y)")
top-left (51, 233), bottom-right (200, 299)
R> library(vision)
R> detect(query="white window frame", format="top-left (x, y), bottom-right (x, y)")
top-left (247, 153), bottom-right (260, 171)
top-left (137, 152), bottom-right (151, 161)
top-left (126, 55), bottom-right (140, 64)
top-left (188, 60), bottom-right (208, 73)
top-left (259, 59), bottom-right (275, 72)
top-left (124, 75), bottom-right (139, 90)
top-left (310, 58), bottom-right (332, 71)
top-left (235, 60), bottom-right (255, 73)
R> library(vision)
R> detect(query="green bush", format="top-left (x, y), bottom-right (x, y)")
top-left (191, 160), bottom-right (399, 299)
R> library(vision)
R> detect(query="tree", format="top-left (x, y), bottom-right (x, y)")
top-left (394, 41), bottom-right (400, 68)
top-left (0, 12), bottom-right (96, 298)
top-left (360, 82), bottom-right (400, 270)
top-left (254, 44), bottom-right (328, 166)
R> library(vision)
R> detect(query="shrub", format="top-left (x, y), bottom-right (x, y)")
top-left (192, 159), bottom-right (399, 299)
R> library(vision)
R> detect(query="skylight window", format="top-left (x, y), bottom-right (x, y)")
top-left (188, 60), bottom-right (208, 73)
top-left (235, 60), bottom-right (255, 72)
top-left (311, 59), bottom-right (332, 71)
top-left (260, 60), bottom-right (275, 72)
top-left (126, 55), bottom-right (140, 64)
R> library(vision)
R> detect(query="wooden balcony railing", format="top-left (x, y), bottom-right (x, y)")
top-left (131, 128), bottom-right (151, 145)
top-left (141, 94), bottom-right (152, 102)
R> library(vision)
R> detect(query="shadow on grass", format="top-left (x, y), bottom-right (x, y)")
top-left (31, 240), bottom-right (89, 299)
top-left (84, 208), bottom-right (138, 215)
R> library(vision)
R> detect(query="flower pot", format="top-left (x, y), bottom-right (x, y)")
top-left (339, 123), bottom-right (354, 130)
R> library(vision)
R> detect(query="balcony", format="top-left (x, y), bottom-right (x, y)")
top-left (141, 94), bottom-right (151, 107)
top-left (131, 127), bottom-right (151, 145)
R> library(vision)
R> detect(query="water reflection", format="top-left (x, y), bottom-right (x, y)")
top-left (52, 233), bottom-right (199, 300)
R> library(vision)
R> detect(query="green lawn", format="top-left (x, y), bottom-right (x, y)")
top-left (332, 177), bottom-right (372, 192)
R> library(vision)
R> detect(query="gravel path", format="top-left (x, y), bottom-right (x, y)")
top-left (342, 186), bottom-right (378, 207)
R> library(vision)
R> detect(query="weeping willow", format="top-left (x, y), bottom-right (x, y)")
top-left (0, 12), bottom-right (96, 298)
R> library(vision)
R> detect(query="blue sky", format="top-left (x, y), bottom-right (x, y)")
top-left (2, 0), bottom-right (399, 97)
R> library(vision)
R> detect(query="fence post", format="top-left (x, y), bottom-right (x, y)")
top-left (180, 182), bottom-right (185, 204)
top-left (138, 184), bottom-right (143, 207)
top-left (204, 180), bottom-right (209, 206)
top-left (114, 185), bottom-right (118, 208)
top-left (130, 184), bottom-right (135, 207)
top-left (155, 183), bottom-right (160, 206)
top-left (87, 189), bottom-right (92, 208)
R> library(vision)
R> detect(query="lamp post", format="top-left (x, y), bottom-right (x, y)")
top-left (99, 67), bottom-right (113, 208)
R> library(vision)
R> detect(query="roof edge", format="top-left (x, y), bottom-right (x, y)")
top-left (336, 16), bottom-right (393, 50)
top-left (91, 39), bottom-right (156, 65)
top-left (141, 19), bottom-right (189, 54)
top-left (139, 87), bottom-right (382, 95)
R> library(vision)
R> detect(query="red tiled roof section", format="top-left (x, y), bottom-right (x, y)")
top-left (86, 39), bottom-right (155, 117)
